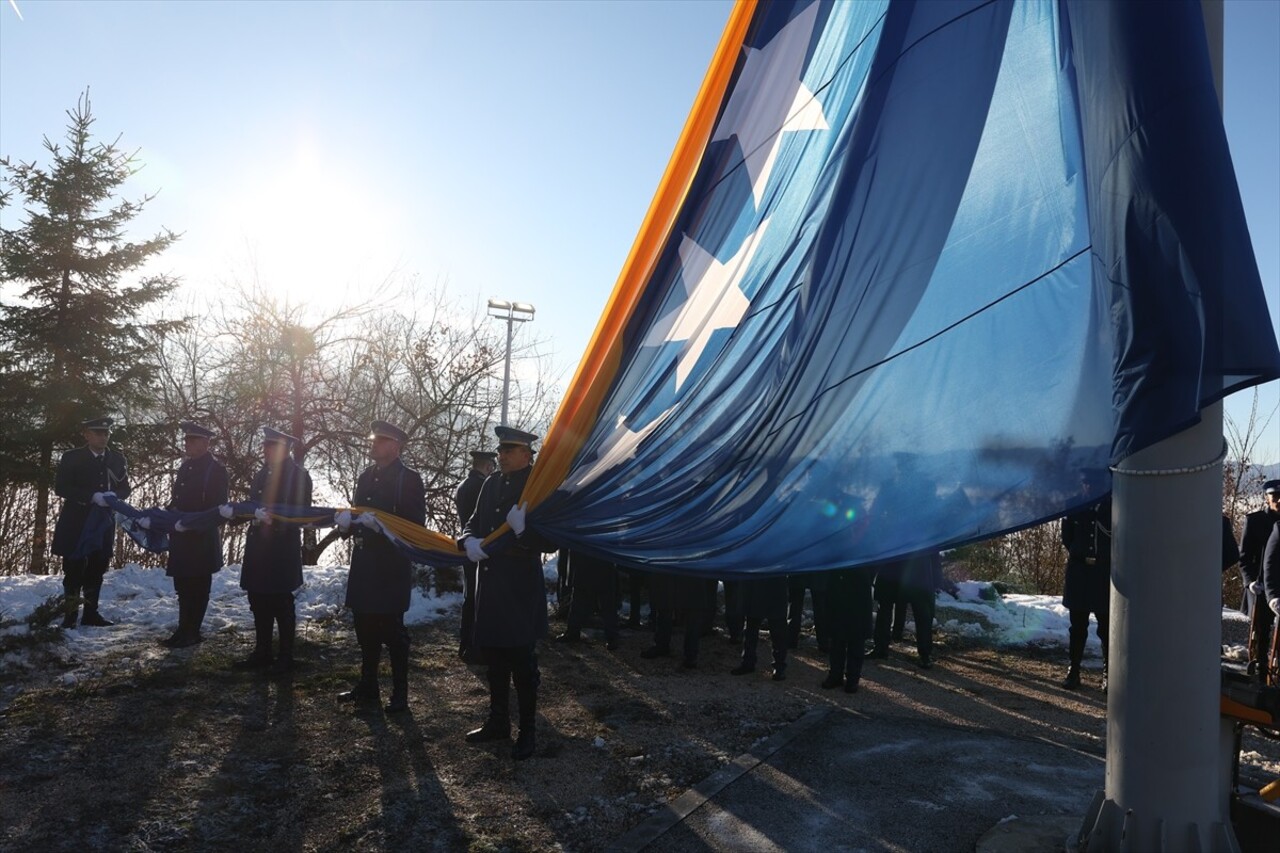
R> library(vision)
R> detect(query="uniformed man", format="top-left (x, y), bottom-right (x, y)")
top-left (730, 575), bottom-right (790, 680)
top-left (232, 427), bottom-right (313, 673)
top-left (639, 571), bottom-right (715, 668)
top-left (1240, 480), bottom-right (1280, 667)
top-left (1261, 521), bottom-right (1280, 671)
top-left (557, 548), bottom-right (620, 650)
top-left (52, 416), bottom-right (132, 628)
top-left (460, 425), bottom-right (556, 761)
top-left (455, 449), bottom-right (496, 662)
top-left (337, 420), bottom-right (426, 714)
top-left (162, 421), bottom-right (230, 648)
top-left (1060, 472), bottom-right (1112, 690)
top-left (823, 566), bottom-right (874, 692)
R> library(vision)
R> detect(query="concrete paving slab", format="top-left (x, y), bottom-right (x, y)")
top-left (611, 706), bottom-right (1104, 852)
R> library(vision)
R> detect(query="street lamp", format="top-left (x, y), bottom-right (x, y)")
top-left (487, 298), bottom-right (535, 426)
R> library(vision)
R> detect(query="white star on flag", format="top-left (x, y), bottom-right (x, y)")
top-left (712, 2), bottom-right (828, 205)
top-left (645, 217), bottom-right (771, 390)
top-left (564, 411), bottom-right (671, 493)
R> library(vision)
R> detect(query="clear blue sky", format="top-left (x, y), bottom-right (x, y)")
top-left (2, 0), bottom-right (1277, 461)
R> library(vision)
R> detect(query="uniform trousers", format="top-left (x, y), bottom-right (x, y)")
top-left (827, 569), bottom-right (874, 684)
top-left (247, 591), bottom-right (295, 658)
top-left (63, 552), bottom-right (110, 615)
top-left (482, 645), bottom-right (538, 730)
top-left (1067, 606), bottom-right (1108, 669)
top-left (173, 574), bottom-right (212, 636)
top-left (353, 611), bottom-right (410, 697)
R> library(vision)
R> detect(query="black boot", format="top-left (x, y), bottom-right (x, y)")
top-left (234, 611), bottom-right (276, 670)
top-left (80, 585), bottom-right (113, 627)
top-left (385, 636), bottom-right (409, 713)
top-left (271, 606), bottom-right (296, 675)
top-left (339, 644), bottom-right (381, 704)
top-left (169, 594), bottom-right (204, 648)
top-left (512, 669), bottom-right (537, 760)
top-left (1062, 665), bottom-right (1082, 689)
top-left (162, 597), bottom-right (192, 647)
top-left (61, 594), bottom-right (80, 629)
top-left (467, 665), bottom-right (511, 742)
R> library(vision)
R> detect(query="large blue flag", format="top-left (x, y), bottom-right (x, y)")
top-left (512, 0), bottom-right (1278, 576)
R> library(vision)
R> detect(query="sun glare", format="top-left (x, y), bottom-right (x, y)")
top-left (217, 142), bottom-right (404, 306)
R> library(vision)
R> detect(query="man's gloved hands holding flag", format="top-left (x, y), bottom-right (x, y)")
top-left (219, 504), bottom-right (234, 520)
top-left (357, 512), bottom-right (380, 532)
top-left (334, 510), bottom-right (352, 532)
top-left (464, 536), bottom-right (488, 563)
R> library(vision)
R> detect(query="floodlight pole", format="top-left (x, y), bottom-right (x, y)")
top-left (1077, 3), bottom-right (1237, 850)
top-left (487, 299), bottom-right (535, 427)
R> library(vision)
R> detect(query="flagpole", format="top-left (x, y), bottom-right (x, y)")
top-left (1077, 4), bottom-right (1236, 850)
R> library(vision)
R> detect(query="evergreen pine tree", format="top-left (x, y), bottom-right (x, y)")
top-left (0, 92), bottom-right (182, 572)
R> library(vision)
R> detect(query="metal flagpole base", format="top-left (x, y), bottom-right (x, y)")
top-left (1073, 789), bottom-right (1240, 852)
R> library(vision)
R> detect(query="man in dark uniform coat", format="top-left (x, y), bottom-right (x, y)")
top-left (731, 575), bottom-right (790, 680)
top-left (823, 566), bottom-right (874, 692)
top-left (556, 548), bottom-right (620, 650)
top-left (1261, 522), bottom-right (1280, 672)
top-left (53, 416), bottom-right (132, 627)
top-left (867, 552), bottom-right (944, 668)
top-left (1060, 477), bottom-right (1112, 690)
top-left (460, 425), bottom-right (556, 760)
top-left (233, 427), bottom-right (313, 673)
top-left (163, 421), bottom-right (230, 647)
top-left (640, 571), bottom-right (715, 667)
top-left (787, 571), bottom-right (830, 651)
top-left (337, 420), bottom-right (426, 714)
top-left (455, 449), bottom-right (496, 662)
top-left (1240, 480), bottom-right (1280, 667)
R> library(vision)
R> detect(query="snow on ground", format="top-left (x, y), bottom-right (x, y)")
top-left (0, 569), bottom-right (1250, 675)
top-left (0, 562), bottom-right (460, 678)
top-left (936, 580), bottom-right (1250, 662)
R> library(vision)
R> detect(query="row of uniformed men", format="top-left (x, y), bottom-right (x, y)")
top-left (54, 416), bottom-right (551, 759)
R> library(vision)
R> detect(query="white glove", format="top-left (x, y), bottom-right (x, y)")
top-left (137, 517), bottom-right (151, 530)
top-left (334, 510), bottom-right (352, 531)
top-left (254, 507), bottom-right (270, 522)
top-left (92, 492), bottom-right (107, 507)
top-left (173, 519), bottom-right (188, 533)
top-left (507, 502), bottom-right (528, 536)
top-left (1270, 598), bottom-right (1280, 617)
top-left (1249, 580), bottom-right (1263, 595)
top-left (358, 512), bottom-right (381, 531)
top-left (464, 536), bottom-right (488, 563)
top-left (219, 504), bottom-right (234, 520)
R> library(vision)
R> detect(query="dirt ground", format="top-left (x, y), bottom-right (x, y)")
top-left (2, 611), bottom-right (1277, 852)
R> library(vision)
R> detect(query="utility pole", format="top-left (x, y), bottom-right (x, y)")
top-left (487, 299), bottom-right (535, 427)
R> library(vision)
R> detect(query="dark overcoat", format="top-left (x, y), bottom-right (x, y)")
top-left (240, 458), bottom-right (313, 594)
top-left (165, 452), bottom-right (229, 578)
top-left (460, 465), bottom-right (555, 647)
top-left (454, 469), bottom-right (486, 528)
top-left (1262, 521), bottom-right (1280, 608)
top-left (1240, 508), bottom-right (1280, 614)
top-left (737, 575), bottom-right (789, 621)
top-left (344, 457), bottom-right (426, 614)
top-left (52, 446), bottom-right (132, 557)
top-left (563, 549), bottom-right (618, 596)
top-left (1061, 496), bottom-right (1112, 613)
top-left (872, 560), bottom-right (904, 605)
